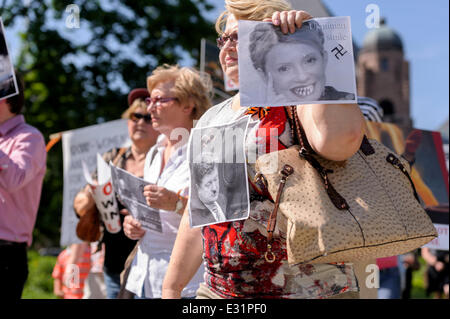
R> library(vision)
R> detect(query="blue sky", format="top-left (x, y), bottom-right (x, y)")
top-left (3, 0), bottom-right (449, 131)
top-left (207, 0), bottom-right (449, 132)
top-left (323, 0), bottom-right (449, 132)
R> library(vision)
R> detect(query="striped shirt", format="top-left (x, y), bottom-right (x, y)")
top-left (357, 96), bottom-right (384, 123)
top-left (52, 244), bottom-right (91, 299)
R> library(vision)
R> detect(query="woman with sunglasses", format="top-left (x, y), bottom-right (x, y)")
top-left (73, 88), bottom-right (159, 299)
top-left (162, 0), bottom-right (365, 299)
top-left (122, 64), bottom-right (212, 299)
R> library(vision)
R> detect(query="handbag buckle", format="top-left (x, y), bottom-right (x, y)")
top-left (254, 172), bottom-right (268, 188)
top-left (264, 244), bottom-right (276, 263)
top-left (280, 164), bottom-right (294, 177)
top-left (387, 154), bottom-right (401, 168)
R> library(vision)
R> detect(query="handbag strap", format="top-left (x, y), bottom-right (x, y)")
top-left (286, 106), bottom-right (314, 153)
top-left (265, 164), bottom-right (294, 263)
top-left (287, 106), bottom-right (350, 210)
top-left (113, 147), bottom-right (128, 166)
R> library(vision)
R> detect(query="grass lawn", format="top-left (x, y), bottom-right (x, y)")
top-left (22, 250), bottom-right (58, 299)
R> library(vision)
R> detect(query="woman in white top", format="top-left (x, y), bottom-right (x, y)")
top-left (122, 64), bottom-right (212, 298)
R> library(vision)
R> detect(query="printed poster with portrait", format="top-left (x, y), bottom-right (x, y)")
top-left (238, 17), bottom-right (357, 107)
top-left (188, 116), bottom-right (250, 228)
top-left (110, 164), bottom-right (162, 233)
top-left (0, 18), bottom-right (19, 101)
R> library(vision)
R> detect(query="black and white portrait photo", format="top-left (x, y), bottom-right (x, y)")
top-left (0, 18), bottom-right (18, 101)
top-left (189, 117), bottom-right (250, 228)
top-left (110, 163), bottom-right (162, 232)
top-left (120, 197), bottom-right (163, 233)
top-left (238, 17), bottom-right (357, 107)
top-left (110, 163), bottom-right (148, 204)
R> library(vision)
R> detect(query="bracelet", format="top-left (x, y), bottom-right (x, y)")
top-left (174, 189), bottom-right (188, 214)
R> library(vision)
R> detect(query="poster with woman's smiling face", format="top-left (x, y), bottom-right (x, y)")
top-left (238, 17), bottom-right (357, 107)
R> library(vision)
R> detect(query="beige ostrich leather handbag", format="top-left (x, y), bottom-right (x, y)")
top-left (255, 106), bottom-right (437, 265)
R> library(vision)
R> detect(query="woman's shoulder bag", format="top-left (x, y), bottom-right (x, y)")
top-left (255, 106), bottom-right (437, 265)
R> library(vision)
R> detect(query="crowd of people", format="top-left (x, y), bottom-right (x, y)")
top-left (1, 0), bottom-right (448, 300)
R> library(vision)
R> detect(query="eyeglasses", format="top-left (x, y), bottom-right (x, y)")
top-left (145, 96), bottom-right (178, 106)
top-left (216, 32), bottom-right (238, 49)
top-left (130, 112), bottom-right (152, 124)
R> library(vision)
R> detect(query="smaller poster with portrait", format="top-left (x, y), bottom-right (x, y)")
top-left (110, 163), bottom-right (162, 233)
top-left (188, 116), bottom-right (251, 228)
top-left (238, 16), bottom-right (357, 107)
top-left (0, 18), bottom-right (19, 101)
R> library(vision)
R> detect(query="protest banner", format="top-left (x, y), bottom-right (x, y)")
top-left (60, 119), bottom-right (130, 246)
top-left (424, 205), bottom-right (449, 251)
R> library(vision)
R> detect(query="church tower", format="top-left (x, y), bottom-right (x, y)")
top-left (356, 19), bottom-right (412, 133)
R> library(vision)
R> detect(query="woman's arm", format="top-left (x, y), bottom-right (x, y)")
top-left (143, 184), bottom-right (179, 211)
top-left (123, 215), bottom-right (146, 240)
top-left (265, 11), bottom-right (364, 161)
top-left (421, 247), bottom-right (445, 271)
top-left (162, 208), bottom-right (203, 299)
top-left (66, 243), bottom-right (86, 266)
top-left (298, 103), bottom-right (365, 161)
top-left (73, 185), bottom-right (95, 218)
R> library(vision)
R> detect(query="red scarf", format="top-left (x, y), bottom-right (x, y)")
top-left (245, 107), bottom-right (288, 153)
top-left (245, 107), bottom-right (288, 199)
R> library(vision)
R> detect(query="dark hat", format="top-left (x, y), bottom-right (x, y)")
top-left (127, 88), bottom-right (149, 106)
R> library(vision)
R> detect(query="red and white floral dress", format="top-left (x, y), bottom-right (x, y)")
top-left (197, 99), bottom-right (359, 299)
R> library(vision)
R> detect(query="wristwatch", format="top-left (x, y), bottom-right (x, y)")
top-left (174, 190), bottom-right (186, 215)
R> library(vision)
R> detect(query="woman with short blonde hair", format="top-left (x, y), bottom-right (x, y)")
top-left (123, 64), bottom-right (212, 299)
top-left (214, 0), bottom-right (291, 34)
top-left (147, 64), bottom-right (212, 120)
top-left (162, 0), bottom-right (365, 299)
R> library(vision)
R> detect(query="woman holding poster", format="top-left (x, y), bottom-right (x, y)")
top-left (162, 0), bottom-right (365, 299)
top-left (73, 88), bottom-right (159, 299)
top-left (122, 64), bottom-right (212, 299)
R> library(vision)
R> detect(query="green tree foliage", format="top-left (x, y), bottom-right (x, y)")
top-left (1, 0), bottom-right (216, 247)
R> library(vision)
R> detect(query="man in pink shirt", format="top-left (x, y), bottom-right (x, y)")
top-left (0, 73), bottom-right (46, 299)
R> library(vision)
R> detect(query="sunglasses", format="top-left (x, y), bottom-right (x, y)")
top-left (145, 96), bottom-right (178, 106)
top-left (216, 32), bottom-right (238, 49)
top-left (130, 112), bottom-right (152, 124)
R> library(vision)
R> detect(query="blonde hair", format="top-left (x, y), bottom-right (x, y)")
top-left (146, 64), bottom-right (213, 120)
top-left (215, 0), bottom-right (292, 34)
top-left (121, 98), bottom-right (147, 119)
